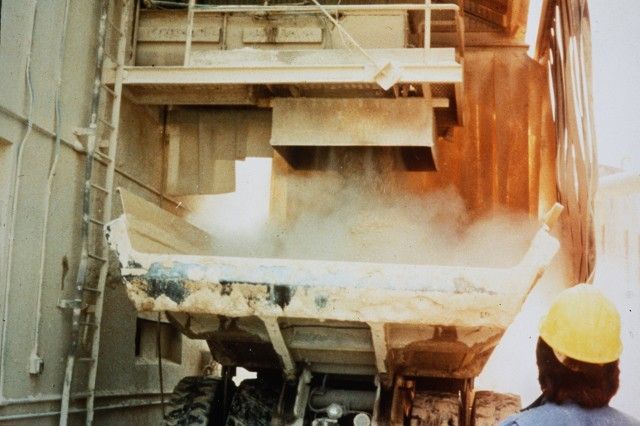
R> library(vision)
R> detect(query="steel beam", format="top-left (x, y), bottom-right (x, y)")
top-left (261, 317), bottom-right (297, 380)
top-left (121, 65), bottom-right (461, 86)
top-left (368, 323), bottom-right (388, 373)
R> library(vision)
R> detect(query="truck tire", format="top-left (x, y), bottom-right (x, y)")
top-left (164, 376), bottom-right (222, 426)
top-left (471, 391), bottom-right (521, 426)
top-left (225, 379), bottom-right (280, 426)
top-left (410, 391), bottom-right (460, 426)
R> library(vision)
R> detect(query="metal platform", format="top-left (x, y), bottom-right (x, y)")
top-left (116, 48), bottom-right (462, 105)
top-left (108, 1), bottom-right (466, 125)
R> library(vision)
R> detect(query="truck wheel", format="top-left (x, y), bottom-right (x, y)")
top-left (471, 391), bottom-right (521, 426)
top-left (410, 391), bottom-right (460, 426)
top-left (225, 379), bottom-right (280, 426)
top-left (164, 376), bottom-right (222, 426)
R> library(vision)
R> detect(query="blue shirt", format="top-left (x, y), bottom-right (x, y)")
top-left (499, 402), bottom-right (640, 426)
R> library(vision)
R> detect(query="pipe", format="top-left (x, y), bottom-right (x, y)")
top-left (310, 389), bottom-right (376, 412)
top-left (0, 0), bottom-right (40, 401)
top-left (156, 313), bottom-right (166, 417)
top-left (0, 105), bottom-right (185, 206)
top-left (131, 0), bottom-right (142, 65)
top-left (0, 105), bottom-right (182, 206)
top-left (0, 398), bottom-right (162, 422)
top-left (423, 0), bottom-right (431, 62)
top-left (1, 390), bottom-right (168, 407)
top-left (183, 0), bottom-right (197, 66)
top-left (31, 0), bottom-right (71, 375)
top-left (0, 105), bottom-right (85, 152)
top-left (146, 1), bottom-right (460, 13)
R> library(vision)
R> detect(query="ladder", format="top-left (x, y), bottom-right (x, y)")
top-left (59, 0), bottom-right (132, 424)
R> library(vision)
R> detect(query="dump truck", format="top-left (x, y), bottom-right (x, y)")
top-left (56, 0), bottom-right (596, 424)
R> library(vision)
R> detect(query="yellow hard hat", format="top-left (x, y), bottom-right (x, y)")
top-left (539, 283), bottom-right (622, 364)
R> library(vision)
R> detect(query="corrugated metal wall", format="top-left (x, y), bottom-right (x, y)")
top-left (434, 47), bottom-right (556, 217)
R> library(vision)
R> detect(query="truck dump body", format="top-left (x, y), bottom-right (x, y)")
top-left (108, 189), bottom-right (559, 379)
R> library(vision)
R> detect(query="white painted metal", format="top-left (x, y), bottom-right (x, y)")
top-left (371, 377), bottom-right (383, 426)
top-left (424, 0), bottom-right (432, 62)
top-left (107, 190), bottom-right (561, 330)
top-left (126, 2), bottom-right (464, 108)
top-left (292, 368), bottom-right (313, 425)
top-left (85, 2), bottom-right (131, 422)
top-left (261, 316), bottom-right (297, 380)
top-left (177, 46), bottom-right (459, 67)
top-left (270, 98), bottom-right (436, 147)
top-left (59, 0), bottom-right (132, 424)
top-left (187, 4), bottom-right (459, 13)
top-left (368, 323), bottom-right (387, 373)
top-left (122, 65), bottom-right (461, 86)
top-left (121, 48), bottom-right (462, 86)
top-left (183, 0), bottom-right (196, 66)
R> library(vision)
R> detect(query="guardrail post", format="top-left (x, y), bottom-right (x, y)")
top-left (424, 0), bottom-right (432, 62)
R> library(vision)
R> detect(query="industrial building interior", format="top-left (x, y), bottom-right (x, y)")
top-left (0, 0), bottom-right (638, 424)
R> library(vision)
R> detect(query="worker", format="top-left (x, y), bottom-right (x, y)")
top-left (500, 284), bottom-right (640, 426)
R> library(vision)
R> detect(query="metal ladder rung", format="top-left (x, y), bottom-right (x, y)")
top-left (100, 84), bottom-right (117, 97)
top-left (93, 150), bottom-right (113, 163)
top-left (88, 252), bottom-right (108, 262)
top-left (102, 51), bottom-right (123, 67)
top-left (98, 117), bottom-right (116, 130)
top-left (61, 1), bottom-right (131, 423)
top-left (89, 218), bottom-right (105, 227)
top-left (91, 182), bottom-right (110, 193)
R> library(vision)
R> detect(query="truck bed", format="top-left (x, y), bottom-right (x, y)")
top-left (107, 189), bottom-right (559, 379)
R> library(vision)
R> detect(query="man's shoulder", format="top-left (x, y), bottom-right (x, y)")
top-left (499, 402), bottom-right (640, 426)
top-left (605, 407), bottom-right (640, 426)
top-left (498, 403), bottom-right (566, 426)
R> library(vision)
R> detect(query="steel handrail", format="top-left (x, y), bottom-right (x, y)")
top-left (174, 2), bottom-right (464, 67)
top-left (188, 3), bottom-right (460, 12)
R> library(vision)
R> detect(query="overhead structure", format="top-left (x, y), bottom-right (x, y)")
top-left (109, 0), bottom-right (537, 153)
top-left (107, 1), bottom-right (467, 139)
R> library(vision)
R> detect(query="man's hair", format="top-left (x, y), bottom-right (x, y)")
top-left (536, 337), bottom-right (619, 408)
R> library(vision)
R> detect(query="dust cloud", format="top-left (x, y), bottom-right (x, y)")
top-left (182, 150), bottom-right (540, 268)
